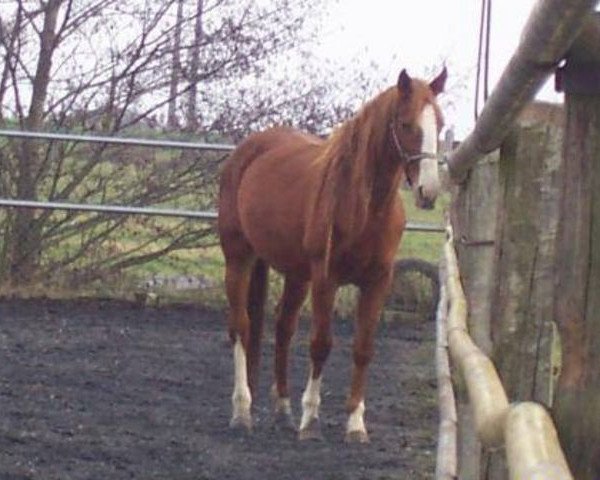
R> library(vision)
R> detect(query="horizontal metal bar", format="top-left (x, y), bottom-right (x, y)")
top-left (404, 222), bottom-right (445, 233)
top-left (0, 198), bottom-right (217, 220)
top-left (0, 129), bottom-right (235, 152)
top-left (0, 198), bottom-right (443, 232)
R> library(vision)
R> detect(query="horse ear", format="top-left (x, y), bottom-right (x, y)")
top-left (430, 66), bottom-right (448, 96)
top-left (397, 69), bottom-right (412, 98)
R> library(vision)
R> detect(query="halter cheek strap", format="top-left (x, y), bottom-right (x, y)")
top-left (390, 122), bottom-right (439, 165)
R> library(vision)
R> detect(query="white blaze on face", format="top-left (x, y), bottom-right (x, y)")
top-left (299, 365), bottom-right (322, 431)
top-left (416, 104), bottom-right (441, 200)
top-left (231, 336), bottom-right (252, 420)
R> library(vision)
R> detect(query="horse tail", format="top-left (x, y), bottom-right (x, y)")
top-left (246, 258), bottom-right (269, 395)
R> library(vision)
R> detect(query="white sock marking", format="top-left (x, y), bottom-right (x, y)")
top-left (300, 366), bottom-right (322, 430)
top-left (231, 337), bottom-right (252, 420)
top-left (346, 400), bottom-right (367, 434)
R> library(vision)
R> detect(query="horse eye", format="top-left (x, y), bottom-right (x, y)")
top-left (401, 122), bottom-right (413, 131)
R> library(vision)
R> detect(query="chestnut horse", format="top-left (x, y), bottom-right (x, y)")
top-left (218, 67), bottom-right (447, 442)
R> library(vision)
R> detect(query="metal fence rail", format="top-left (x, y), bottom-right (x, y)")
top-left (0, 198), bottom-right (443, 232)
top-left (0, 198), bottom-right (219, 220)
top-left (0, 129), bottom-right (235, 151)
top-left (0, 130), bottom-right (445, 231)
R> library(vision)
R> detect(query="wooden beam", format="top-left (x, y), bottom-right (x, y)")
top-left (447, 0), bottom-right (599, 184)
top-left (505, 403), bottom-right (573, 480)
top-left (568, 12), bottom-right (600, 62)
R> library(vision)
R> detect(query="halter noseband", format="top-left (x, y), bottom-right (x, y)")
top-left (390, 122), bottom-right (439, 165)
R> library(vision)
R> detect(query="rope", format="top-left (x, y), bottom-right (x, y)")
top-left (475, 0), bottom-right (492, 121)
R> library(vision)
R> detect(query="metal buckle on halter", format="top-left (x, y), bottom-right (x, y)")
top-left (390, 122), bottom-right (439, 165)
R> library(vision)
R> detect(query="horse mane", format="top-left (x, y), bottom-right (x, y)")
top-left (303, 86), bottom-right (402, 265)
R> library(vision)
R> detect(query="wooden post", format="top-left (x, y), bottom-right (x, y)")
top-left (492, 120), bottom-right (563, 406)
top-left (553, 14), bottom-right (600, 480)
top-left (450, 153), bottom-right (499, 479)
top-left (483, 119), bottom-right (564, 480)
top-left (450, 107), bottom-right (564, 478)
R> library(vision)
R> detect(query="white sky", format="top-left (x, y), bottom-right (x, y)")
top-left (318, 0), bottom-right (565, 138)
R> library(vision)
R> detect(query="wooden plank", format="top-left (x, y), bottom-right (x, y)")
top-left (450, 153), bottom-right (498, 355)
top-left (435, 281), bottom-right (458, 480)
top-left (450, 152), bottom-right (498, 479)
top-left (491, 122), bottom-right (563, 407)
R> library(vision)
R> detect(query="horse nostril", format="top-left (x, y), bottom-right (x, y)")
top-left (417, 186), bottom-right (435, 210)
top-left (423, 200), bottom-right (435, 210)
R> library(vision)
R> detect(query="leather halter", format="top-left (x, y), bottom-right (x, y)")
top-left (390, 122), bottom-right (438, 165)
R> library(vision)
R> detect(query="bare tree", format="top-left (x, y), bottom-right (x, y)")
top-left (167, 0), bottom-right (184, 129)
top-left (186, 0), bottom-right (203, 131)
top-left (0, 0), bottom-right (377, 288)
top-left (8, 0), bottom-right (64, 282)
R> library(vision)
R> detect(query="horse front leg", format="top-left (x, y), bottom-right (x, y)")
top-left (298, 276), bottom-right (336, 441)
top-left (346, 270), bottom-right (392, 443)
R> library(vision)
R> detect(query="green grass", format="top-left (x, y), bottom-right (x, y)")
top-left (398, 189), bottom-right (447, 264)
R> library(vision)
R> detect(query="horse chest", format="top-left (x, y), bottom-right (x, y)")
top-left (331, 215), bottom-right (404, 285)
top-left (332, 240), bottom-right (383, 284)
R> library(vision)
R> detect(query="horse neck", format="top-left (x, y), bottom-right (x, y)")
top-left (326, 93), bottom-right (404, 236)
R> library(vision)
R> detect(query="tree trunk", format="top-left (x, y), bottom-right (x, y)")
top-left (186, 0), bottom-right (204, 132)
top-left (9, 0), bottom-right (62, 284)
top-left (553, 14), bottom-right (600, 479)
top-left (167, 0), bottom-right (184, 130)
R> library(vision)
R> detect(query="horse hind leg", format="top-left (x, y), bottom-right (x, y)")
top-left (271, 276), bottom-right (309, 432)
top-left (224, 248), bottom-right (265, 432)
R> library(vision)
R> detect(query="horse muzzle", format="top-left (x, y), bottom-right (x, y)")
top-left (415, 186), bottom-right (436, 210)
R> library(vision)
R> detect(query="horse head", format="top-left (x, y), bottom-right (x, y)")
top-left (392, 67), bottom-right (447, 210)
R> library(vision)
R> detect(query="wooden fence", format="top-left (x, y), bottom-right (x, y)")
top-left (435, 1), bottom-right (600, 478)
top-left (436, 225), bottom-right (573, 480)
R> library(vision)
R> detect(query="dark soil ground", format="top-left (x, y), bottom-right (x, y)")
top-left (0, 298), bottom-right (438, 480)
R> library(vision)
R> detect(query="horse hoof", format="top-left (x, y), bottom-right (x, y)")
top-left (273, 412), bottom-right (298, 433)
top-left (298, 419), bottom-right (323, 441)
top-left (345, 430), bottom-right (370, 444)
top-left (229, 415), bottom-right (253, 433)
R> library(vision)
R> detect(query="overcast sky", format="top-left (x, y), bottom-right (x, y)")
top-left (317, 0), bottom-right (566, 138)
